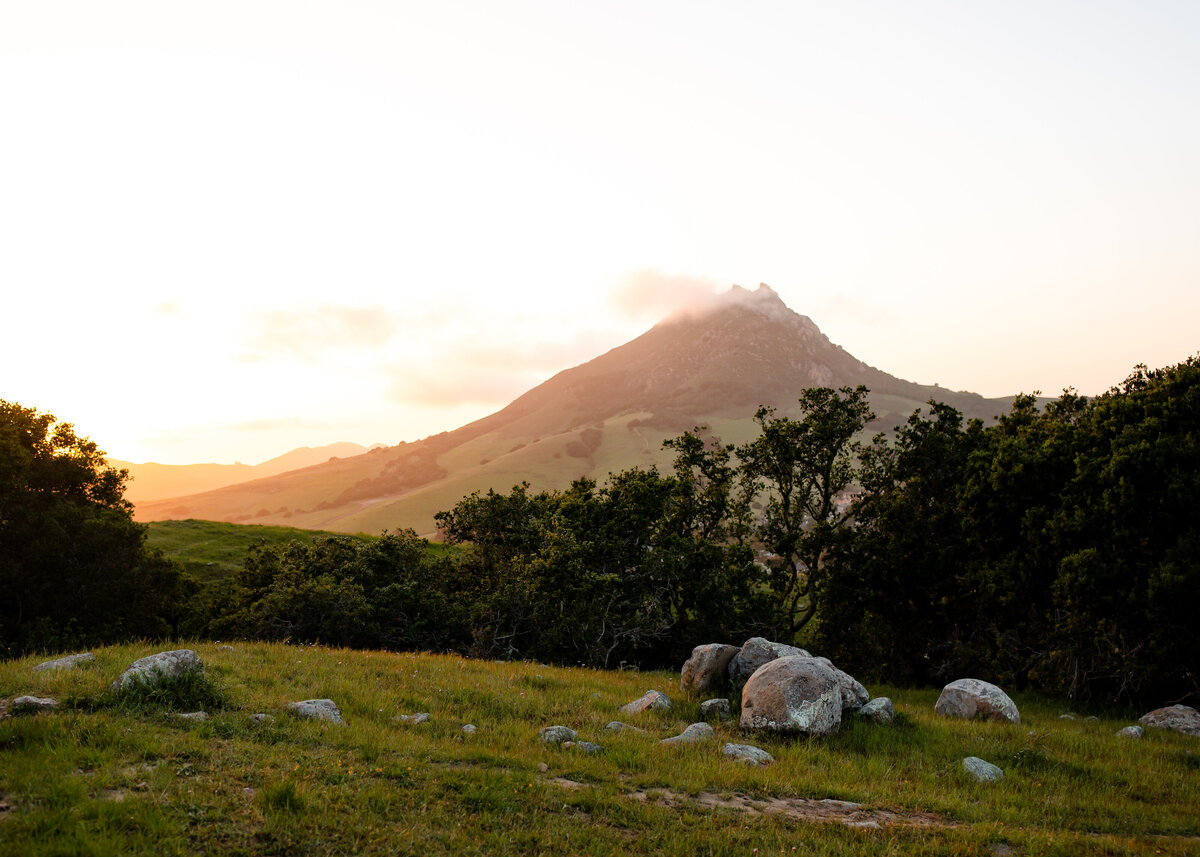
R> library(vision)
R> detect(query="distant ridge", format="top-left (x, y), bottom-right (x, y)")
top-left (135, 285), bottom-right (1016, 535)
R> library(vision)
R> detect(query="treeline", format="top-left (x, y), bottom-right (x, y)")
top-left (2, 357), bottom-right (1197, 705)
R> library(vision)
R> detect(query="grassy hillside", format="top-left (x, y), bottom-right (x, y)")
top-left (3, 642), bottom-right (1198, 856)
top-left (145, 520), bottom-right (376, 583)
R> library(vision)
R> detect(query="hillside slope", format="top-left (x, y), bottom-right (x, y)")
top-left (135, 286), bottom-right (1016, 535)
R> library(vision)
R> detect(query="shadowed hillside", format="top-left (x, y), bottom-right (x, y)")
top-left (135, 286), bottom-right (1016, 535)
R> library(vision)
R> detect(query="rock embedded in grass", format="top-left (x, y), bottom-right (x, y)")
top-left (1139, 704), bottom-right (1200, 737)
top-left (396, 712), bottom-right (431, 724)
top-left (962, 756), bottom-right (1004, 782)
top-left (604, 721), bottom-right (644, 733)
top-left (564, 740), bottom-right (602, 754)
top-left (539, 725), bottom-right (578, 744)
top-left (935, 679), bottom-right (1020, 724)
top-left (461, 724), bottom-right (477, 734)
top-left (250, 713), bottom-right (274, 723)
top-left (699, 698), bottom-right (732, 722)
top-left (722, 742), bottom-right (775, 766)
top-left (660, 722), bottom-right (715, 745)
top-left (13, 695), bottom-right (59, 714)
top-left (175, 711), bottom-right (207, 722)
top-left (33, 652), bottom-right (93, 672)
top-left (1117, 725), bottom-right (1143, 739)
top-left (680, 643), bottom-right (740, 694)
top-left (110, 649), bottom-right (204, 693)
top-left (618, 689), bottom-right (672, 715)
top-left (739, 656), bottom-right (842, 736)
top-left (858, 697), bottom-right (894, 724)
top-left (286, 699), bottom-right (345, 724)
top-left (728, 637), bottom-right (811, 687)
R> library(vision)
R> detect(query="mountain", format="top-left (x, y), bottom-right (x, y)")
top-left (134, 285), bottom-right (1017, 536)
top-left (111, 442), bottom-right (377, 503)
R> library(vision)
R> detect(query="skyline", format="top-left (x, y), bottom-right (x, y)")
top-left (3, 2), bottom-right (1197, 464)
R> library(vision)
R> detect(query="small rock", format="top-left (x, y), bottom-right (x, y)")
top-left (33, 652), bottom-right (94, 672)
top-left (537, 762), bottom-right (549, 773)
top-left (1139, 704), bottom-right (1200, 737)
top-left (564, 740), bottom-right (602, 754)
top-left (962, 756), bottom-right (1004, 783)
top-left (110, 650), bottom-right (204, 693)
top-left (858, 697), bottom-right (894, 724)
top-left (699, 698), bottom-right (732, 722)
top-left (1085, 715), bottom-right (1099, 722)
top-left (219, 645), bottom-right (234, 651)
top-left (935, 679), bottom-right (1020, 724)
top-left (174, 711), bottom-right (207, 722)
top-left (722, 742), bottom-right (775, 766)
top-left (286, 699), bottom-right (345, 724)
top-left (539, 725), bottom-right (578, 744)
top-left (461, 724), bottom-right (477, 734)
top-left (396, 712), bottom-right (431, 725)
top-left (12, 695), bottom-right (59, 714)
top-left (660, 722), bottom-right (715, 745)
top-left (250, 713), bottom-right (274, 723)
top-left (844, 820), bottom-right (881, 829)
top-left (1058, 713), bottom-right (1077, 720)
top-left (604, 721), bottom-right (645, 733)
top-left (618, 689), bottom-right (672, 715)
top-left (1117, 725), bottom-right (1143, 739)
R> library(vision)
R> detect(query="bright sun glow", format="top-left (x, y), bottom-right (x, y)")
top-left (2, 1), bottom-right (1197, 463)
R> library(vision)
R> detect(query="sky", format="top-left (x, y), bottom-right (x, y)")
top-left (2, 1), bottom-right (1197, 465)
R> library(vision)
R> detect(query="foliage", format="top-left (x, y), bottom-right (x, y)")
top-left (817, 358), bottom-right (1200, 704)
top-left (0, 401), bottom-right (190, 657)
top-left (736, 386), bottom-right (874, 634)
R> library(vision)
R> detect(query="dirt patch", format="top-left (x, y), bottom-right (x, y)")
top-left (550, 778), bottom-right (951, 829)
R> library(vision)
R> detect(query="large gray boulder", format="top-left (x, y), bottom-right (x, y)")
top-left (618, 689), bottom-right (672, 715)
top-left (739, 655), bottom-right (842, 736)
top-left (110, 650), bottom-right (203, 693)
top-left (33, 652), bottom-right (94, 672)
top-left (728, 637), bottom-right (811, 687)
top-left (680, 644), bottom-right (740, 694)
top-left (813, 656), bottom-right (870, 712)
top-left (286, 699), bottom-right (345, 724)
top-left (1139, 704), bottom-right (1200, 737)
top-left (935, 679), bottom-right (1020, 724)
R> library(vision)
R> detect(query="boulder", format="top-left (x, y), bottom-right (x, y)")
top-left (739, 655), bottom-right (842, 736)
top-left (962, 756), bottom-right (1004, 783)
top-left (1139, 704), bottom-right (1200, 737)
top-left (728, 637), bottom-right (811, 687)
top-left (812, 657), bottom-right (869, 712)
top-left (618, 690), bottom-right (672, 715)
top-left (699, 698), bottom-right (732, 722)
top-left (1117, 725), bottom-right (1143, 739)
top-left (12, 695), bottom-right (59, 714)
top-left (33, 652), bottom-right (94, 672)
top-left (722, 742), bottom-right (775, 766)
top-left (858, 697), bottom-right (894, 725)
top-left (604, 721), bottom-right (645, 734)
top-left (660, 722), bottom-right (715, 745)
top-left (935, 679), bottom-right (1020, 724)
top-left (286, 699), bottom-right (345, 724)
top-left (539, 725), bottom-right (578, 744)
top-left (680, 644), bottom-right (740, 694)
top-left (110, 650), bottom-right (203, 693)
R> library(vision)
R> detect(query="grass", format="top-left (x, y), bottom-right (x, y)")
top-left (2, 642), bottom-right (1198, 856)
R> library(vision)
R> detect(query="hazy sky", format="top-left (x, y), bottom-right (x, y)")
top-left (3, 1), bottom-right (1197, 464)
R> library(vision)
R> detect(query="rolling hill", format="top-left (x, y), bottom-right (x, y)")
top-left (134, 285), bottom-right (1017, 536)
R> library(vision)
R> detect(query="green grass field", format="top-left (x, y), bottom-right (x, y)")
top-left (2, 642), bottom-right (1198, 856)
